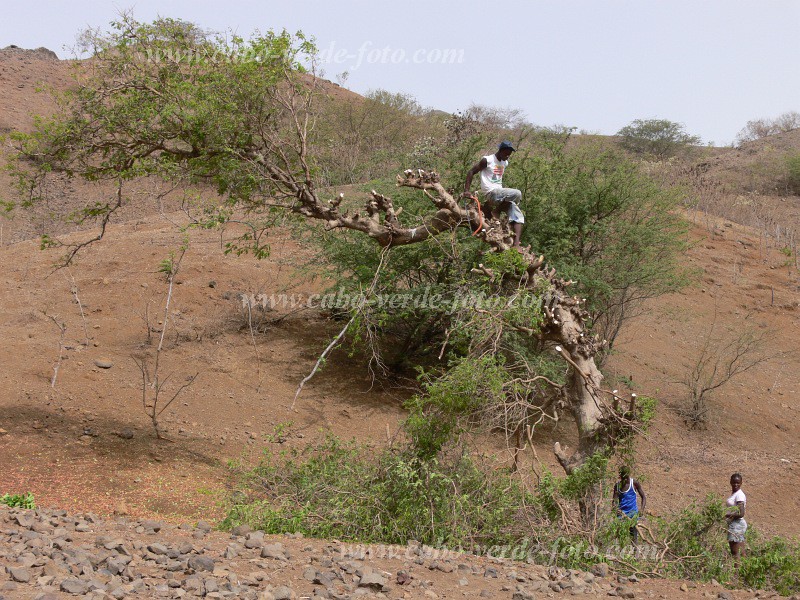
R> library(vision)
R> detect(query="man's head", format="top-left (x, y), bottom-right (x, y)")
top-left (619, 465), bottom-right (631, 481)
top-left (496, 140), bottom-right (515, 161)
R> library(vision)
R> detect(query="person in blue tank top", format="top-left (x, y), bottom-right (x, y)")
top-left (612, 466), bottom-right (647, 544)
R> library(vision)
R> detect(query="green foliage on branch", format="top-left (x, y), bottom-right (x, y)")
top-left (404, 355), bottom-right (511, 459)
top-left (8, 14), bottom-right (320, 258)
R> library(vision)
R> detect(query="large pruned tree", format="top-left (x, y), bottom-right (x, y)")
top-left (8, 14), bottom-right (640, 473)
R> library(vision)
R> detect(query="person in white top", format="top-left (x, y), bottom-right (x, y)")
top-left (463, 141), bottom-right (525, 247)
top-left (725, 472), bottom-right (747, 566)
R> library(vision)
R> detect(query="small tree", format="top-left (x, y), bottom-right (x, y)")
top-left (616, 118), bottom-right (701, 160)
top-left (679, 322), bottom-right (774, 430)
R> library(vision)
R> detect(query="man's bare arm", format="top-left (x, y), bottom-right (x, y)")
top-left (634, 480), bottom-right (646, 514)
top-left (464, 157), bottom-right (487, 195)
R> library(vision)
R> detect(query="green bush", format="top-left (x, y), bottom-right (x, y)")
top-left (224, 433), bottom-right (532, 548)
top-left (404, 355), bottom-right (510, 459)
top-left (656, 495), bottom-right (729, 582)
top-left (786, 152), bottom-right (800, 195)
top-left (739, 534), bottom-right (800, 594)
top-left (0, 492), bottom-right (35, 509)
top-left (224, 433), bottom-right (800, 594)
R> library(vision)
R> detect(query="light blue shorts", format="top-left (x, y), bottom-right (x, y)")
top-left (485, 188), bottom-right (525, 224)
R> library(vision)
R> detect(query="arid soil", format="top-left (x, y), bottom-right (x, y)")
top-left (1, 46), bottom-right (800, 598)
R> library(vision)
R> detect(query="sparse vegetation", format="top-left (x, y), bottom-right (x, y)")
top-left (735, 110), bottom-right (800, 145)
top-left (133, 239), bottom-right (198, 439)
top-left (225, 433), bottom-right (533, 547)
top-left (225, 427), bottom-right (800, 594)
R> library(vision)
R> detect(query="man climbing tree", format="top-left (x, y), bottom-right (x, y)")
top-left (463, 140), bottom-right (524, 247)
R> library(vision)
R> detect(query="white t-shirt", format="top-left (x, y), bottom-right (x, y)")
top-left (479, 154), bottom-right (507, 194)
top-left (727, 489), bottom-right (746, 507)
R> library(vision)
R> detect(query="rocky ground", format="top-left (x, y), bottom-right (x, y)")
top-left (0, 505), bottom-right (794, 600)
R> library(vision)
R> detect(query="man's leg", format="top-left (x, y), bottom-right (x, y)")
top-left (490, 188), bottom-right (525, 247)
top-left (511, 222), bottom-right (523, 247)
top-left (505, 190), bottom-right (524, 248)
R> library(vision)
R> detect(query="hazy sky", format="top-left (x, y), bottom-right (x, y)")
top-left (2, 0), bottom-right (799, 145)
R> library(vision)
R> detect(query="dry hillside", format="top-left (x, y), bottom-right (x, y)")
top-left (1, 47), bottom-right (799, 552)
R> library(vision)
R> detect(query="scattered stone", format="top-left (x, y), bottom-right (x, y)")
top-left (7, 567), bottom-right (31, 582)
top-left (94, 358), bottom-right (114, 369)
top-left (141, 520), bottom-right (164, 533)
top-left (148, 543), bottom-right (169, 555)
top-left (396, 570), bottom-right (412, 585)
top-left (14, 514), bottom-right (34, 528)
top-left (617, 585), bottom-right (636, 599)
top-left (358, 572), bottom-right (386, 589)
top-left (272, 585), bottom-right (296, 600)
top-left (680, 583), bottom-right (689, 592)
top-left (592, 562), bottom-right (609, 578)
top-left (512, 585), bottom-right (536, 600)
top-left (188, 555), bottom-right (216, 572)
top-left (61, 578), bottom-right (89, 594)
top-left (245, 531), bottom-right (265, 549)
top-left (261, 543), bottom-right (288, 560)
top-left (434, 561), bottom-right (453, 573)
top-left (195, 521), bottom-right (212, 532)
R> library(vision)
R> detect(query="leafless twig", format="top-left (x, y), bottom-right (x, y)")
top-left (45, 313), bottom-right (66, 389)
top-left (64, 268), bottom-right (90, 346)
